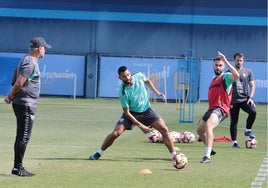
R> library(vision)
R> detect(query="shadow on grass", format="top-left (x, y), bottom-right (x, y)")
top-left (160, 168), bottom-right (185, 172)
top-left (30, 157), bottom-right (88, 161)
top-left (28, 157), bottom-right (186, 172)
top-left (102, 157), bottom-right (170, 162)
top-left (0, 174), bottom-right (12, 177)
top-left (30, 156), bottom-right (170, 162)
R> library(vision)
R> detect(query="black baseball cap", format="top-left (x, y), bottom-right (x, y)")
top-left (29, 37), bottom-right (52, 49)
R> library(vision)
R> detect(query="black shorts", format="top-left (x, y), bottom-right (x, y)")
top-left (117, 107), bottom-right (161, 130)
top-left (202, 108), bottom-right (227, 123)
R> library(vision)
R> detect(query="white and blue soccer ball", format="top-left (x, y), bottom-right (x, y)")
top-left (148, 129), bottom-right (161, 143)
top-left (172, 152), bottom-right (188, 169)
top-left (245, 138), bottom-right (258, 149)
top-left (169, 131), bottom-right (182, 143)
top-left (182, 131), bottom-right (196, 143)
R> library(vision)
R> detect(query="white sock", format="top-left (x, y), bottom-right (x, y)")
top-left (245, 129), bottom-right (251, 132)
top-left (171, 151), bottom-right (177, 157)
top-left (205, 147), bottom-right (212, 158)
top-left (232, 141), bottom-right (237, 144)
top-left (98, 149), bottom-right (104, 155)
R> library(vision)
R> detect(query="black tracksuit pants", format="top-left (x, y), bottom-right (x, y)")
top-left (12, 103), bottom-right (35, 168)
top-left (230, 101), bottom-right (257, 141)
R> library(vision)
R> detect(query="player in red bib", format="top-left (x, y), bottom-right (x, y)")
top-left (197, 51), bottom-right (239, 163)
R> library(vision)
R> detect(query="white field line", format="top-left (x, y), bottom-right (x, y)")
top-left (251, 154), bottom-right (268, 188)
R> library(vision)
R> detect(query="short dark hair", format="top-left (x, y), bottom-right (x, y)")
top-left (118, 66), bottom-right (128, 75)
top-left (213, 56), bottom-right (222, 62)
top-left (233, 52), bottom-right (244, 60)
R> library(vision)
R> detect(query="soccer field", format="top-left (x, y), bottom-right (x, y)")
top-left (0, 97), bottom-right (267, 188)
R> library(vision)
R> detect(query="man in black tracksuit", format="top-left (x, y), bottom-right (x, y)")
top-left (229, 52), bottom-right (257, 148)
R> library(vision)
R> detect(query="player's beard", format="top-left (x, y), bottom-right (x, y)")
top-left (123, 78), bottom-right (132, 85)
top-left (214, 69), bottom-right (222, 76)
top-left (235, 64), bottom-right (242, 69)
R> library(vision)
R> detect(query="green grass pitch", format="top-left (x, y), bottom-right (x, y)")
top-left (0, 97), bottom-right (267, 188)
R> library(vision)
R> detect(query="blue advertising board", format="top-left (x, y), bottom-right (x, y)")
top-left (99, 56), bottom-right (178, 99)
top-left (0, 52), bottom-right (85, 97)
top-left (1, 53), bottom-right (266, 103)
top-left (100, 56), bottom-right (267, 103)
top-left (0, 57), bottom-right (20, 95)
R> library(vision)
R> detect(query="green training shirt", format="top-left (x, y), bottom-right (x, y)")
top-left (118, 72), bottom-right (150, 113)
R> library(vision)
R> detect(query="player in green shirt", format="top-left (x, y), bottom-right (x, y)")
top-left (90, 66), bottom-right (177, 162)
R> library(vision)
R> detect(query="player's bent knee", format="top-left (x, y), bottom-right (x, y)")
top-left (158, 127), bottom-right (169, 136)
top-left (111, 131), bottom-right (123, 138)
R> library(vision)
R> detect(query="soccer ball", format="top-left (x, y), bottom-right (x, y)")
top-left (169, 131), bottom-right (176, 143)
top-left (172, 153), bottom-right (188, 169)
top-left (176, 132), bottom-right (183, 143)
top-left (245, 138), bottom-right (258, 149)
top-left (182, 131), bottom-right (196, 143)
top-left (148, 130), bottom-right (161, 143)
top-left (169, 131), bottom-right (182, 143)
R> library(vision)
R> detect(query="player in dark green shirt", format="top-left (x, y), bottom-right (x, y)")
top-left (90, 66), bottom-right (177, 162)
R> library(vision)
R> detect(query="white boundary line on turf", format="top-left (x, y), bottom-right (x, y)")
top-left (251, 153), bottom-right (268, 188)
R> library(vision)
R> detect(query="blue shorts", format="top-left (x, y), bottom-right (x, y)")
top-left (202, 108), bottom-right (227, 123)
top-left (117, 108), bottom-right (161, 130)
